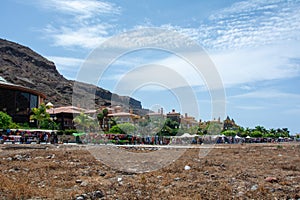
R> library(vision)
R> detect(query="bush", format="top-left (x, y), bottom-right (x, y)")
top-left (109, 123), bottom-right (136, 134)
top-left (0, 112), bottom-right (18, 129)
top-left (240, 132), bottom-right (248, 138)
top-left (110, 139), bottom-right (129, 144)
top-left (63, 129), bottom-right (78, 135)
top-left (264, 133), bottom-right (275, 138)
top-left (222, 130), bottom-right (237, 137)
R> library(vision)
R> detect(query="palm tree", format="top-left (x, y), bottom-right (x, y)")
top-left (73, 112), bottom-right (95, 132)
top-left (254, 126), bottom-right (264, 133)
top-left (30, 103), bottom-right (50, 129)
top-left (269, 128), bottom-right (276, 137)
top-left (237, 126), bottom-right (245, 136)
top-left (102, 108), bottom-right (109, 131)
top-left (97, 108), bottom-right (109, 131)
top-left (97, 112), bottom-right (104, 130)
top-left (281, 128), bottom-right (290, 137)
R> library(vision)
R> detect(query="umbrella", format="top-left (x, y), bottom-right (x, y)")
top-left (246, 136), bottom-right (251, 139)
top-left (72, 132), bottom-right (86, 137)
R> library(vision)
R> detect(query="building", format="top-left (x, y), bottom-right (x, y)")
top-left (166, 109), bottom-right (181, 124)
top-left (180, 113), bottom-right (199, 129)
top-left (223, 116), bottom-right (239, 130)
top-left (46, 106), bottom-right (96, 130)
top-left (146, 108), bottom-right (165, 120)
top-left (107, 106), bottom-right (140, 124)
top-left (0, 76), bottom-right (46, 123)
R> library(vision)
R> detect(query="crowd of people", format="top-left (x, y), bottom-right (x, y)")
top-left (0, 129), bottom-right (58, 144)
top-left (0, 129), bottom-right (296, 145)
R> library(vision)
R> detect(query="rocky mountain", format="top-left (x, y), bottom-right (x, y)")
top-left (0, 38), bottom-right (142, 110)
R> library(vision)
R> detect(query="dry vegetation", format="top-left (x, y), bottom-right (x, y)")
top-left (0, 143), bottom-right (300, 199)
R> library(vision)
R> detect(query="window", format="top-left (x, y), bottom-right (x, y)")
top-left (30, 94), bottom-right (38, 109)
top-left (16, 92), bottom-right (30, 115)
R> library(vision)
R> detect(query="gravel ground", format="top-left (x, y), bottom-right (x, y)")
top-left (0, 143), bottom-right (300, 199)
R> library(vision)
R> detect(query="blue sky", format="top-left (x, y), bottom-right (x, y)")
top-left (1, 0), bottom-right (300, 134)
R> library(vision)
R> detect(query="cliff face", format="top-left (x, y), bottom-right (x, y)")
top-left (0, 38), bottom-right (142, 109)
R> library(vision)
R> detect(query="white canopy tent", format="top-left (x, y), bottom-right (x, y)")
top-left (179, 133), bottom-right (194, 138)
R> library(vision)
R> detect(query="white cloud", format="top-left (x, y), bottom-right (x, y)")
top-left (44, 24), bottom-right (111, 49)
top-left (239, 85), bottom-right (253, 91)
top-left (39, 0), bottom-right (120, 19)
top-left (230, 89), bottom-right (300, 99)
top-left (120, 0), bottom-right (300, 90)
top-left (97, 41), bottom-right (300, 92)
top-left (200, 0), bottom-right (300, 51)
top-left (210, 43), bottom-right (300, 87)
top-left (100, 74), bottom-right (124, 81)
top-left (99, 27), bottom-right (200, 50)
top-left (46, 56), bottom-right (84, 68)
top-left (98, 52), bottom-right (214, 91)
top-left (36, 0), bottom-right (120, 49)
top-left (40, 0), bottom-right (300, 90)
top-left (39, 0), bottom-right (299, 52)
top-left (104, 42), bottom-right (300, 91)
top-left (46, 56), bottom-right (84, 79)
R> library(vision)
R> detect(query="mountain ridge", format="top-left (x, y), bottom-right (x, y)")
top-left (0, 38), bottom-right (142, 111)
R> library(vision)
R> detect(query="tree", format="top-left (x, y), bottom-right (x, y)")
top-left (254, 126), bottom-right (267, 134)
top-left (109, 123), bottom-right (136, 134)
top-left (30, 103), bottom-right (50, 129)
top-left (238, 126), bottom-right (244, 133)
top-left (188, 126), bottom-right (200, 135)
top-left (206, 121), bottom-right (223, 135)
top-left (97, 108), bottom-right (109, 131)
top-left (250, 130), bottom-right (263, 138)
top-left (109, 124), bottom-right (123, 134)
top-left (73, 112), bottom-right (96, 132)
top-left (269, 128), bottom-right (276, 135)
top-left (275, 128), bottom-right (290, 138)
top-left (97, 112), bottom-right (104, 130)
top-left (0, 111), bottom-right (14, 129)
top-left (102, 108), bottom-right (109, 131)
top-left (282, 128), bottom-right (290, 137)
top-left (222, 130), bottom-right (237, 137)
top-left (40, 120), bottom-right (60, 130)
top-left (157, 118), bottom-right (179, 136)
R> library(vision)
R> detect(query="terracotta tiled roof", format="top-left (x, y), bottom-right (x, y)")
top-left (108, 112), bottom-right (139, 118)
top-left (47, 106), bottom-right (96, 114)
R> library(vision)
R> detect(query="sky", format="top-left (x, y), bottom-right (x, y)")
top-left (1, 0), bottom-right (300, 134)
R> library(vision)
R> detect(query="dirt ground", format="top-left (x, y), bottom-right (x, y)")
top-left (0, 143), bottom-right (300, 200)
